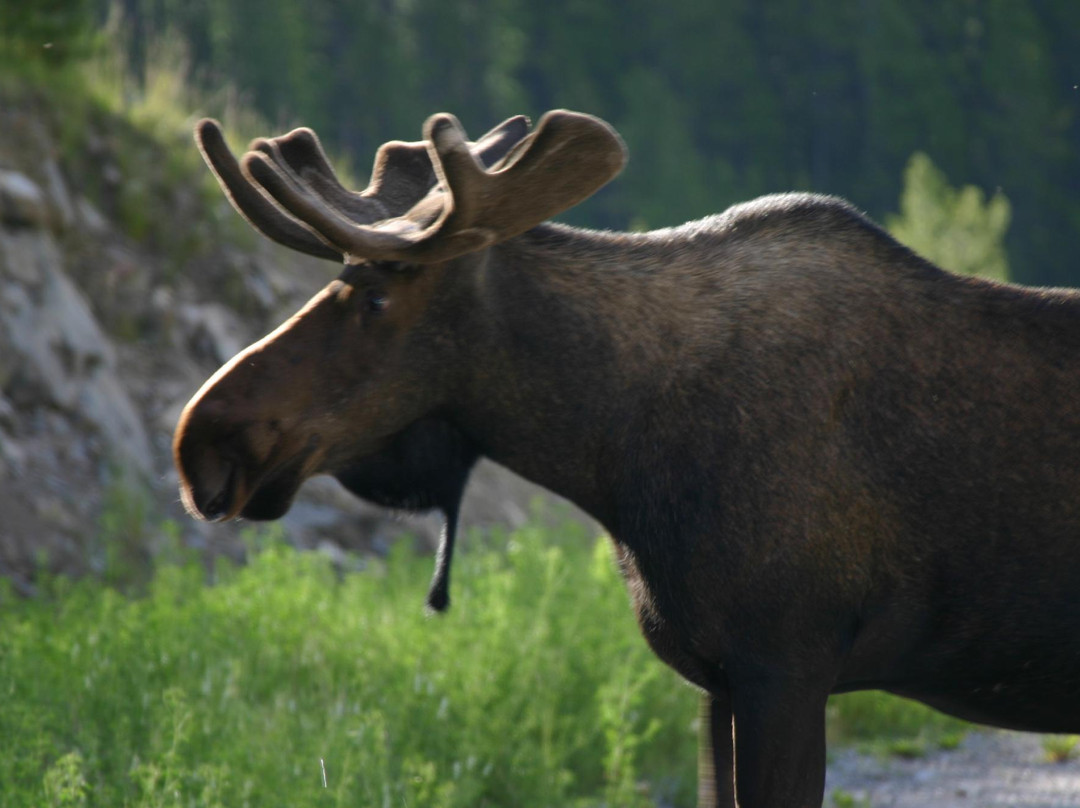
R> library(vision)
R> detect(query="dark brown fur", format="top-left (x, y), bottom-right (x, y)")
top-left (175, 116), bottom-right (1080, 808)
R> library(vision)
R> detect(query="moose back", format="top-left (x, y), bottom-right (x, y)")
top-left (173, 110), bottom-right (1080, 808)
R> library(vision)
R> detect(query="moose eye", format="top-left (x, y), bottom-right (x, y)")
top-left (365, 290), bottom-right (389, 314)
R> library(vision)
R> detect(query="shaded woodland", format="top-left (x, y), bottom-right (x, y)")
top-left (4, 0), bottom-right (1079, 283)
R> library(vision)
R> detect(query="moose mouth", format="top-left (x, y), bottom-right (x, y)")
top-left (239, 453), bottom-right (312, 520)
top-left (187, 446), bottom-right (315, 523)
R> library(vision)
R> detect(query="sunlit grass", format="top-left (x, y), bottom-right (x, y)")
top-left (82, 28), bottom-right (270, 153)
top-left (0, 512), bottom-right (983, 807)
top-left (1, 22), bottom-right (359, 270)
top-left (827, 689), bottom-right (972, 758)
top-left (0, 524), bottom-right (700, 807)
top-left (1043, 735), bottom-right (1080, 764)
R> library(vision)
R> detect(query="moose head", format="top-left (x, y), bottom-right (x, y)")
top-left (173, 111), bottom-right (625, 610)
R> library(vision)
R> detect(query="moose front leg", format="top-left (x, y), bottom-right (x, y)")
top-left (697, 691), bottom-right (736, 808)
top-left (730, 678), bottom-right (829, 808)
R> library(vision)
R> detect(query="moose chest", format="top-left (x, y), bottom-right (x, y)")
top-left (610, 537), bottom-right (727, 693)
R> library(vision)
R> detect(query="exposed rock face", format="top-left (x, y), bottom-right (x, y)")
top-left (0, 93), bottom-right (591, 590)
top-left (0, 168), bottom-right (51, 227)
top-left (0, 221), bottom-right (152, 475)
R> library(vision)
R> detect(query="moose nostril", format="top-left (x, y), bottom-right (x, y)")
top-left (202, 489), bottom-right (229, 521)
top-left (191, 458), bottom-right (237, 522)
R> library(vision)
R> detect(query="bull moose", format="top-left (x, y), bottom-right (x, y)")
top-left (173, 109), bottom-right (1080, 807)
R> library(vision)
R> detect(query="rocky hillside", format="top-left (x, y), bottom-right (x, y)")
top-left (0, 84), bottom-right (586, 594)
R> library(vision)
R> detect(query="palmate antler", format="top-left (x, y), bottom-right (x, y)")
top-left (198, 110), bottom-right (626, 265)
top-left (196, 114), bottom-right (532, 262)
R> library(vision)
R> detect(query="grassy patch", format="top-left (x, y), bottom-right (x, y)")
top-left (827, 689), bottom-right (973, 758)
top-left (1, 512), bottom-right (987, 806)
top-left (1043, 735), bottom-right (1080, 764)
top-left (0, 523), bottom-right (699, 807)
top-left (1, 29), bottom-right (289, 318)
top-left (830, 787), bottom-right (871, 808)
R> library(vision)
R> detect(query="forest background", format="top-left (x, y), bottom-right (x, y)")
top-left (7, 0), bottom-right (1080, 286)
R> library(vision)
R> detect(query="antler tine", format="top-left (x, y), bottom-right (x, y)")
top-left (194, 119), bottom-right (341, 261)
top-left (427, 110), bottom-right (627, 244)
top-left (357, 116), bottom-right (528, 217)
top-left (363, 140), bottom-right (438, 216)
top-left (472, 115), bottom-right (531, 168)
top-left (240, 150), bottom-right (423, 261)
top-left (423, 116), bottom-right (489, 228)
top-left (254, 128), bottom-right (395, 223)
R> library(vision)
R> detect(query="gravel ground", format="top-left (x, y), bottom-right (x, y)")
top-left (825, 730), bottom-right (1080, 807)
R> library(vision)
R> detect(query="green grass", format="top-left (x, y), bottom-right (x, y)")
top-left (0, 516), bottom-right (979, 807)
top-left (827, 690), bottom-right (973, 759)
top-left (0, 524), bottom-right (699, 808)
top-left (830, 787), bottom-right (871, 808)
top-left (1043, 735), bottom-right (1080, 764)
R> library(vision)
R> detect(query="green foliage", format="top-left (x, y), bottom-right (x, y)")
top-left (74, 32), bottom-right (256, 263)
top-left (830, 787), bottom-right (871, 808)
top-left (0, 524), bottom-right (700, 807)
top-left (63, 0), bottom-right (1076, 282)
top-left (826, 689), bottom-right (972, 755)
top-left (42, 751), bottom-right (89, 808)
top-left (887, 152), bottom-right (1012, 281)
top-left (1042, 734), bottom-right (1080, 764)
top-left (0, 0), bottom-right (97, 68)
top-left (0, 26), bottom-right (294, 341)
top-left (0, 513), bottom-right (987, 807)
top-left (883, 737), bottom-right (928, 760)
top-left (95, 474), bottom-right (154, 586)
top-left (3, 2), bottom-right (1076, 281)
top-left (936, 730), bottom-right (966, 751)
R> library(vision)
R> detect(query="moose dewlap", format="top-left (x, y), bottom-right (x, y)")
top-left (173, 109), bottom-right (1080, 808)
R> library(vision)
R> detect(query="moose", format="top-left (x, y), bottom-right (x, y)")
top-left (174, 109), bottom-right (1080, 807)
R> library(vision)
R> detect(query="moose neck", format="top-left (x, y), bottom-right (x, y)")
top-left (449, 223), bottom-right (690, 528)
